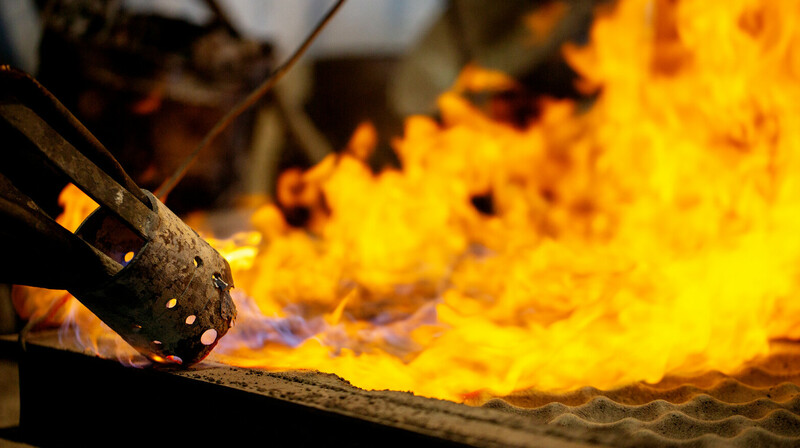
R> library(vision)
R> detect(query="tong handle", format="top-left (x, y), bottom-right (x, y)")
top-left (0, 173), bottom-right (121, 289)
top-left (0, 66), bottom-right (156, 239)
top-left (0, 103), bottom-right (155, 238)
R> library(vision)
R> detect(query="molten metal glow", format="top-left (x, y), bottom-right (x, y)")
top-left (15, 0), bottom-right (800, 402)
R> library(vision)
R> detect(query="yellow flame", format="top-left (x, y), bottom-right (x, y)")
top-left (17, 0), bottom-right (800, 403)
top-left (213, 0), bottom-right (800, 400)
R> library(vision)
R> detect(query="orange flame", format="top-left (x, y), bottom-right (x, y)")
top-left (17, 0), bottom-right (800, 402)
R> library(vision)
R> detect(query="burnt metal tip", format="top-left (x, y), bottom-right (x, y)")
top-left (71, 190), bottom-right (237, 367)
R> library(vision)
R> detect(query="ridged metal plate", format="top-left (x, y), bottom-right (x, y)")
top-left (481, 342), bottom-right (800, 447)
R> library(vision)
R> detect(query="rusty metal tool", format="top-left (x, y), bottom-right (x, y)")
top-left (0, 66), bottom-right (236, 366)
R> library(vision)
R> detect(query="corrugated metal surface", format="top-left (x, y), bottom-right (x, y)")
top-left (482, 342), bottom-right (800, 447)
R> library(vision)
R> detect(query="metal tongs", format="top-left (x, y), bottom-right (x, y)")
top-left (0, 66), bottom-right (236, 366)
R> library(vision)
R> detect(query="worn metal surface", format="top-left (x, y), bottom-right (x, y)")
top-left (15, 333), bottom-right (605, 448)
top-left (0, 102), bottom-right (155, 239)
top-left (0, 66), bottom-right (149, 206)
top-left (480, 343), bottom-right (800, 447)
top-left (72, 190), bottom-right (236, 366)
top-left (0, 66), bottom-right (149, 290)
top-left (0, 67), bottom-right (145, 290)
top-left (13, 333), bottom-right (800, 448)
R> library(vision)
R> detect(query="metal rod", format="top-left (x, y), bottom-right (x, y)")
top-left (155, 0), bottom-right (348, 198)
top-left (0, 173), bottom-right (122, 290)
top-left (0, 103), bottom-right (155, 239)
top-left (0, 66), bottom-right (150, 207)
top-left (202, 0), bottom-right (241, 38)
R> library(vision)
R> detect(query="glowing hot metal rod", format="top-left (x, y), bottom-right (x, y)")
top-left (0, 66), bottom-right (236, 366)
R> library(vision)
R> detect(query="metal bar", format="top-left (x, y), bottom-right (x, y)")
top-left (0, 103), bottom-right (155, 239)
top-left (202, 0), bottom-right (241, 37)
top-left (0, 66), bottom-right (150, 207)
top-left (0, 174), bottom-right (122, 290)
top-left (16, 333), bottom-right (603, 448)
